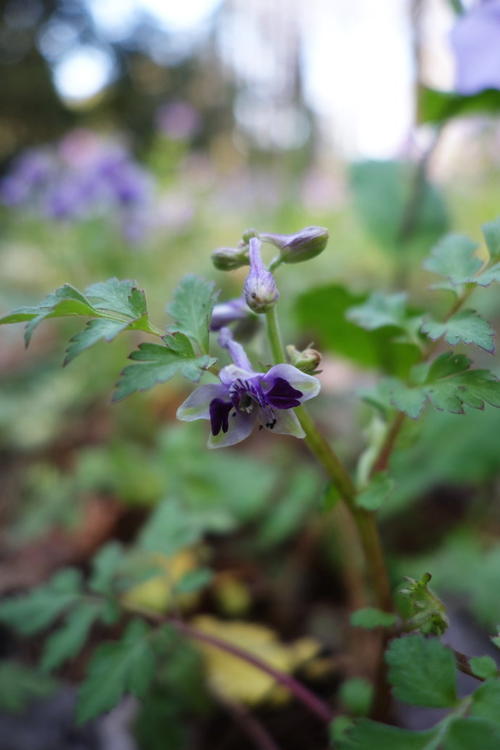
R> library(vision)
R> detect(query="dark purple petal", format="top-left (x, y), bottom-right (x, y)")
top-left (209, 398), bottom-right (234, 435)
top-left (265, 377), bottom-right (302, 409)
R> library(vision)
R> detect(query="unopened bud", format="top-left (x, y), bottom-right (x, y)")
top-left (286, 344), bottom-right (322, 374)
top-left (211, 245), bottom-right (249, 271)
top-left (241, 228), bottom-right (259, 244)
top-left (210, 297), bottom-right (250, 331)
top-left (244, 237), bottom-right (279, 313)
top-left (261, 226), bottom-right (329, 264)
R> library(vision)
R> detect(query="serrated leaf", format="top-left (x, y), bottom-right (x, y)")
top-left (89, 542), bottom-right (125, 595)
top-left (443, 718), bottom-right (500, 750)
top-left (85, 278), bottom-right (147, 319)
top-left (64, 318), bottom-right (129, 364)
top-left (77, 619), bottom-right (155, 723)
top-left (482, 218), bottom-right (500, 262)
top-left (469, 656), bottom-right (498, 680)
top-left (340, 718), bottom-right (438, 750)
top-left (471, 679), bottom-right (500, 723)
top-left (350, 608), bottom-right (397, 630)
top-left (421, 310), bottom-right (495, 353)
top-left (113, 334), bottom-right (216, 401)
top-left (356, 472), bottom-right (394, 511)
top-left (167, 275), bottom-right (219, 353)
top-left (383, 353), bottom-right (500, 418)
top-left (0, 569), bottom-right (82, 635)
top-left (386, 635), bottom-right (457, 708)
top-left (0, 661), bottom-right (56, 713)
top-left (423, 234), bottom-right (482, 286)
top-left (41, 601), bottom-right (102, 672)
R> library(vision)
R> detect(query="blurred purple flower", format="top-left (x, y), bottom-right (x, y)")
top-left (156, 101), bottom-right (200, 140)
top-left (450, 0), bottom-right (500, 95)
top-left (0, 150), bottom-right (53, 206)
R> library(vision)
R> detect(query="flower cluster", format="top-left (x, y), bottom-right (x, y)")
top-left (177, 226), bottom-right (328, 448)
top-left (0, 130), bottom-right (154, 243)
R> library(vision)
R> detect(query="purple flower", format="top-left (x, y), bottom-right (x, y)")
top-left (210, 298), bottom-right (250, 331)
top-left (176, 328), bottom-right (320, 448)
top-left (450, 1), bottom-right (500, 95)
top-left (243, 237), bottom-right (279, 313)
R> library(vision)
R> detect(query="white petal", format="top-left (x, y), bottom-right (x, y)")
top-left (207, 411), bottom-right (256, 449)
top-left (264, 408), bottom-right (305, 438)
top-left (263, 364), bottom-right (320, 402)
top-left (219, 364), bottom-right (261, 385)
top-left (176, 384), bottom-right (227, 422)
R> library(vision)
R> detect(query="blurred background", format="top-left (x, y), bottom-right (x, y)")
top-left (1, 1), bottom-right (500, 748)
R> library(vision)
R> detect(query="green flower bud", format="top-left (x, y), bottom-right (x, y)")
top-left (211, 246), bottom-right (249, 271)
top-left (286, 344), bottom-right (322, 374)
top-left (261, 226), bottom-right (329, 264)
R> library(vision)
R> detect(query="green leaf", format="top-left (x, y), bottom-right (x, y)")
top-left (469, 656), bottom-right (498, 680)
top-left (443, 718), bottom-right (500, 750)
top-left (339, 678), bottom-right (373, 716)
top-left (471, 679), bottom-right (500, 723)
top-left (482, 218), bottom-right (500, 262)
top-left (0, 661), bottom-right (56, 713)
top-left (0, 278), bottom-right (154, 357)
top-left (77, 619), bottom-right (156, 723)
top-left (89, 542), bottom-right (125, 595)
top-left (351, 608), bottom-right (397, 630)
top-left (113, 334), bottom-right (216, 401)
top-left (340, 718), bottom-right (438, 750)
top-left (357, 472), bottom-right (394, 511)
top-left (423, 234), bottom-right (482, 286)
top-left (421, 310), bottom-right (495, 353)
top-left (173, 567), bottom-right (213, 595)
top-left (137, 498), bottom-right (203, 558)
top-left (64, 319), bottom-right (128, 365)
top-left (386, 635), bottom-right (458, 708)
top-left (418, 85), bottom-right (500, 126)
top-left (41, 601), bottom-right (102, 672)
top-left (349, 160), bottom-right (448, 253)
top-left (382, 353), bottom-right (500, 418)
top-left (295, 284), bottom-right (421, 377)
top-left (167, 275), bottom-right (219, 353)
top-left (347, 292), bottom-right (414, 331)
top-left (0, 568), bottom-right (82, 635)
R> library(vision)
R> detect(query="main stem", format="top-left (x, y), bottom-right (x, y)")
top-left (265, 307), bottom-right (392, 611)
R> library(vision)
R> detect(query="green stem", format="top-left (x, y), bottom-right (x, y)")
top-left (264, 308), bottom-right (392, 612)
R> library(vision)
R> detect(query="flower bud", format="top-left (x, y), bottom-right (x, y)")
top-left (244, 237), bottom-right (279, 313)
top-left (211, 245), bottom-right (249, 271)
top-left (286, 344), bottom-right (322, 374)
top-left (241, 227), bottom-right (259, 243)
top-left (260, 225), bottom-right (329, 264)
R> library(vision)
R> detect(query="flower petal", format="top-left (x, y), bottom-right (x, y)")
top-left (208, 411), bottom-right (256, 449)
top-left (219, 364), bottom-right (261, 386)
top-left (263, 364), bottom-right (320, 403)
top-left (176, 384), bottom-right (228, 422)
top-left (263, 408), bottom-right (305, 438)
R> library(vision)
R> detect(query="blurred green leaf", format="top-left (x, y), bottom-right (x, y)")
top-left (137, 498), bottom-right (202, 557)
top-left (77, 619), bottom-right (155, 724)
top-left (443, 718), bottom-right (500, 750)
top-left (339, 677), bottom-right (373, 716)
top-left (349, 160), bottom-right (448, 253)
top-left (471, 680), bottom-right (500, 722)
top-left (113, 334), bottom-right (216, 401)
top-left (350, 608), bottom-right (397, 630)
top-left (173, 567), bottom-right (213, 595)
top-left (340, 718), bottom-right (438, 749)
top-left (0, 662), bottom-right (56, 713)
top-left (482, 217), bottom-right (500, 262)
top-left (386, 635), bottom-right (457, 708)
top-left (469, 656), bottom-right (498, 680)
top-left (167, 274), bottom-right (219, 354)
top-left (421, 310), bottom-right (495, 353)
top-left (356, 472), bottom-right (394, 511)
top-left (41, 601), bottom-right (103, 672)
top-left (418, 86), bottom-right (500, 125)
top-left (295, 284), bottom-right (421, 376)
top-left (89, 542), bottom-right (126, 595)
top-left (0, 569), bottom-right (82, 635)
top-left (424, 233), bottom-right (500, 289)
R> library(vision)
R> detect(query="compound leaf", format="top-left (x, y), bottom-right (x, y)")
top-left (167, 275), bottom-right (219, 353)
top-left (41, 601), bottom-right (103, 672)
top-left (421, 310), bottom-right (495, 353)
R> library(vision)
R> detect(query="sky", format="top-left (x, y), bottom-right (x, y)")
top-left (50, 0), bottom-right (457, 159)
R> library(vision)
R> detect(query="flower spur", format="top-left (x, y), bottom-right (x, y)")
top-left (176, 327), bottom-right (321, 448)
